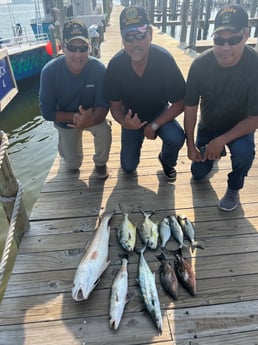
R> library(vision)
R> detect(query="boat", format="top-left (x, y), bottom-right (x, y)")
top-left (0, 0), bottom-right (52, 82)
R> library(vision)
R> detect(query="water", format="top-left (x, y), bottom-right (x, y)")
top-left (0, 2), bottom-right (58, 300)
top-left (0, 1), bottom-right (44, 39)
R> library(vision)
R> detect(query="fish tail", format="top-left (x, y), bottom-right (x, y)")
top-left (191, 241), bottom-right (205, 253)
top-left (156, 252), bottom-right (166, 262)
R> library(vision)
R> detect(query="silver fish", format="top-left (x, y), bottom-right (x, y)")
top-left (137, 244), bottom-right (162, 333)
top-left (138, 210), bottom-right (159, 250)
top-left (169, 215), bottom-right (187, 249)
top-left (109, 255), bottom-right (129, 330)
top-left (72, 212), bottom-right (114, 301)
top-left (159, 217), bottom-right (171, 248)
top-left (117, 205), bottom-right (137, 252)
top-left (177, 214), bottom-right (204, 253)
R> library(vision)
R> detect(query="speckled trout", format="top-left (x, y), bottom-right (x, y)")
top-left (72, 212), bottom-right (114, 301)
top-left (109, 255), bottom-right (129, 330)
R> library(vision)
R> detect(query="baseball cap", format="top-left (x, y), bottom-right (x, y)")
top-left (120, 5), bottom-right (150, 37)
top-left (63, 19), bottom-right (89, 44)
top-left (213, 4), bottom-right (249, 34)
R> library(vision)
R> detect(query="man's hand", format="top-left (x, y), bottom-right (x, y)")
top-left (122, 109), bottom-right (147, 129)
top-left (68, 105), bottom-right (94, 129)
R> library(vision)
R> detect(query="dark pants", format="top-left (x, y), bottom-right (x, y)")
top-left (191, 125), bottom-right (255, 190)
top-left (120, 119), bottom-right (185, 173)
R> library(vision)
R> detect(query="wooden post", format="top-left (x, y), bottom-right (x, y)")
top-left (179, 0), bottom-right (190, 44)
top-left (188, 0), bottom-right (200, 49)
top-left (162, 0), bottom-right (168, 33)
top-left (203, 0), bottom-right (213, 40)
top-left (197, 0), bottom-right (205, 40)
top-left (0, 131), bottom-right (29, 246)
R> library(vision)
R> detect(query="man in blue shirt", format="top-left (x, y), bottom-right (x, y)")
top-left (39, 19), bottom-right (111, 179)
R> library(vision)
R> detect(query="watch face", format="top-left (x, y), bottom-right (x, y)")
top-left (152, 123), bottom-right (159, 130)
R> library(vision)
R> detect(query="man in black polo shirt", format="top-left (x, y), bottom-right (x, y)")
top-left (104, 5), bottom-right (185, 182)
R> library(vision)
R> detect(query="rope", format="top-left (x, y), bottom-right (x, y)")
top-left (0, 131), bottom-right (24, 286)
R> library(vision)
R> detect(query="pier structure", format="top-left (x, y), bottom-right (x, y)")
top-left (1, 4), bottom-right (258, 345)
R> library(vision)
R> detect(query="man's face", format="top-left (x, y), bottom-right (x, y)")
top-left (213, 30), bottom-right (248, 67)
top-left (63, 39), bottom-right (89, 74)
top-left (122, 27), bottom-right (152, 62)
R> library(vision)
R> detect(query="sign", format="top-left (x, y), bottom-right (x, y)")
top-left (0, 48), bottom-right (18, 111)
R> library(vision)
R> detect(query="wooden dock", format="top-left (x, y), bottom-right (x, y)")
top-left (1, 5), bottom-right (258, 345)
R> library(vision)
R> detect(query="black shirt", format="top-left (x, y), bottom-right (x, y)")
top-left (185, 45), bottom-right (258, 131)
top-left (104, 44), bottom-right (185, 123)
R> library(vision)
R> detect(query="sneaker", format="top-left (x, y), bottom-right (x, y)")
top-left (218, 187), bottom-right (239, 211)
top-left (95, 165), bottom-right (109, 179)
top-left (158, 153), bottom-right (177, 182)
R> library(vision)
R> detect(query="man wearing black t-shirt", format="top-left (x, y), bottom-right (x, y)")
top-left (184, 4), bottom-right (258, 211)
top-left (104, 5), bottom-right (185, 182)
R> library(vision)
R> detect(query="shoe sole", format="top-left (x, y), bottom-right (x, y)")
top-left (158, 154), bottom-right (176, 182)
top-left (218, 202), bottom-right (238, 212)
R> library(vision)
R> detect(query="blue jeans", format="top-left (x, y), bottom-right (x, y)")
top-left (191, 125), bottom-right (255, 190)
top-left (121, 119), bottom-right (185, 173)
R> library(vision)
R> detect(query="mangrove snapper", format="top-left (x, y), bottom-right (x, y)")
top-left (156, 252), bottom-right (178, 300)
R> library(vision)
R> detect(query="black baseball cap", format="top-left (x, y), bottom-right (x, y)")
top-left (213, 4), bottom-right (249, 34)
top-left (120, 5), bottom-right (150, 37)
top-left (63, 19), bottom-right (89, 44)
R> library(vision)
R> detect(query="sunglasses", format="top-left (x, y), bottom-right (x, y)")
top-left (213, 34), bottom-right (244, 46)
top-left (123, 31), bottom-right (148, 43)
top-left (66, 44), bottom-right (89, 53)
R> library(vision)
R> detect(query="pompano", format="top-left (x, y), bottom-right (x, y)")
top-left (177, 214), bottom-right (204, 252)
top-left (137, 244), bottom-right (162, 332)
top-left (138, 210), bottom-right (159, 250)
top-left (156, 252), bottom-right (178, 300)
top-left (72, 212), bottom-right (114, 301)
top-left (117, 204), bottom-right (136, 252)
top-left (174, 249), bottom-right (196, 296)
top-left (169, 215), bottom-right (187, 249)
top-left (159, 217), bottom-right (171, 248)
top-left (109, 254), bottom-right (129, 330)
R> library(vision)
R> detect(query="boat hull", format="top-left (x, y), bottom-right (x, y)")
top-left (9, 44), bottom-right (51, 81)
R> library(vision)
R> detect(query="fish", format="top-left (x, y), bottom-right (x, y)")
top-left (138, 210), bottom-right (159, 250)
top-left (156, 252), bottom-right (178, 300)
top-left (159, 217), bottom-right (171, 248)
top-left (173, 249), bottom-right (196, 296)
top-left (116, 204), bottom-right (137, 252)
top-left (168, 215), bottom-right (187, 249)
top-left (137, 244), bottom-right (162, 333)
top-left (109, 254), bottom-right (129, 330)
top-left (72, 212), bottom-right (114, 301)
top-left (177, 214), bottom-right (204, 252)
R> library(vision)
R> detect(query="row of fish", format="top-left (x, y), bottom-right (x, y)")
top-left (117, 206), bottom-right (204, 253)
top-left (71, 210), bottom-right (197, 333)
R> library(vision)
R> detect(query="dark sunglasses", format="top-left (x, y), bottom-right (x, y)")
top-left (213, 34), bottom-right (244, 46)
top-left (123, 31), bottom-right (148, 43)
top-left (66, 44), bottom-right (89, 53)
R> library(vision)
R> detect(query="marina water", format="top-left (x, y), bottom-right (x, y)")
top-left (0, 1), bottom-right (58, 300)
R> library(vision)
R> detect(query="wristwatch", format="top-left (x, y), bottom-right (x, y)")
top-left (151, 122), bottom-right (159, 131)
